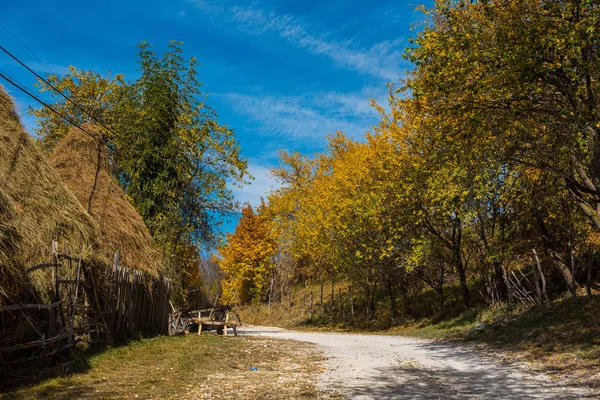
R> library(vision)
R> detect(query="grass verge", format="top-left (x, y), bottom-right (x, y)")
top-left (1, 334), bottom-right (324, 400)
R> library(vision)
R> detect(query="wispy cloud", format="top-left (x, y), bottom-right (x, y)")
top-left (215, 88), bottom-right (380, 144)
top-left (190, 0), bottom-right (405, 81)
top-left (231, 162), bottom-right (279, 207)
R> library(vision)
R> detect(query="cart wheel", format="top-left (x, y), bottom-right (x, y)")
top-left (217, 327), bottom-right (224, 335)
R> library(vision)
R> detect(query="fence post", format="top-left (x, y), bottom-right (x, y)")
top-left (349, 285), bottom-right (354, 319)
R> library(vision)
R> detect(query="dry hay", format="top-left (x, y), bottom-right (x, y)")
top-left (48, 124), bottom-right (164, 277)
top-left (0, 85), bottom-right (98, 304)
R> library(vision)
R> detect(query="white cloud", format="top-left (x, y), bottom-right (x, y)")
top-left (215, 87), bottom-right (381, 144)
top-left (231, 162), bottom-right (279, 208)
top-left (190, 0), bottom-right (405, 81)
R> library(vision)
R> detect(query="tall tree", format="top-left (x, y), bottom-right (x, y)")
top-left (29, 41), bottom-right (248, 300)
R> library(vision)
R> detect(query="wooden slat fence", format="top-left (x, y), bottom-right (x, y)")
top-left (105, 265), bottom-right (171, 342)
top-left (0, 241), bottom-right (171, 373)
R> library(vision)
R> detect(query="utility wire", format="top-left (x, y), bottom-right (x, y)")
top-left (0, 26), bottom-right (135, 153)
top-left (0, 69), bottom-right (118, 153)
top-left (0, 20), bottom-right (55, 76)
top-left (0, 68), bottom-right (118, 214)
top-left (0, 44), bottom-right (126, 143)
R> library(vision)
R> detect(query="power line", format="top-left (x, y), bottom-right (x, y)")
top-left (0, 28), bottom-right (135, 152)
top-left (0, 44), bottom-right (126, 143)
top-left (0, 68), bottom-right (118, 153)
top-left (0, 20), bottom-right (55, 76)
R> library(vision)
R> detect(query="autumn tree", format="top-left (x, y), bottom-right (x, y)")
top-left (401, 0), bottom-right (600, 290)
top-left (206, 0), bottom-right (600, 322)
top-left (29, 67), bottom-right (126, 151)
top-left (218, 203), bottom-right (277, 304)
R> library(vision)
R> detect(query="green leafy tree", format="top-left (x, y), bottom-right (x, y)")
top-left (29, 41), bottom-right (248, 299)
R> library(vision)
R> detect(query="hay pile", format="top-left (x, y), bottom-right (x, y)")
top-left (0, 86), bottom-right (98, 304)
top-left (49, 124), bottom-right (163, 277)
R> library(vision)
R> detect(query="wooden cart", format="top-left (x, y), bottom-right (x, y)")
top-left (192, 307), bottom-right (242, 336)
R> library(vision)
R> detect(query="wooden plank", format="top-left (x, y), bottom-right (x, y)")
top-left (194, 320), bottom-right (242, 326)
top-left (1, 300), bottom-right (61, 312)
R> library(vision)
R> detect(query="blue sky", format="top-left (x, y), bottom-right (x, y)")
top-left (0, 0), bottom-right (429, 233)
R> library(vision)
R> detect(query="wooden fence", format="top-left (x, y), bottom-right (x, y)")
top-left (104, 262), bottom-right (171, 342)
top-left (0, 242), bottom-right (171, 373)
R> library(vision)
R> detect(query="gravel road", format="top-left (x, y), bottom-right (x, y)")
top-left (241, 326), bottom-right (595, 399)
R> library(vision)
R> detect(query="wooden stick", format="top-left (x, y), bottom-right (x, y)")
top-left (2, 342), bottom-right (75, 365)
top-left (0, 331), bottom-right (71, 352)
top-left (1, 300), bottom-right (61, 312)
top-left (25, 263), bottom-right (62, 274)
top-left (70, 257), bottom-right (82, 345)
top-left (19, 310), bottom-right (43, 337)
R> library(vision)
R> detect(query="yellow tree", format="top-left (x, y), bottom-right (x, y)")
top-left (269, 132), bottom-right (414, 317)
top-left (397, 0), bottom-right (600, 292)
top-left (29, 66), bottom-right (125, 150)
top-left (218, 203), bottom-right (277, 304)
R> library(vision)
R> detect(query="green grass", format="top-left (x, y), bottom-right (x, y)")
top-left (2, 335), bottom-right (235, 399)
top-left (463, 296), bottom-right (600, 389)
top-left (1, 334), bottom-right (323, 399)
top-left (386, 308), bottom-right (482, 339)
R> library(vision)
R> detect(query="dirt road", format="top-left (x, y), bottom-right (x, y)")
top-left (242, 326), bottom-right (594, 399)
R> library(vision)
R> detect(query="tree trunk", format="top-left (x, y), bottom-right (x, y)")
top-left (302, 279), bottom-right (307, 316)
top-left (532, 249), bottom-right (548, 304)
top-left (320, 281), bottom-right (324, 315)
top-left (438, 263), bottom-right (445, 309)
top-left (331, 279), bottom-right (335, 309)
top-left (280, 272), bottom-right (285, 306)
top-left (494, 262), bottom-right (507, 300)
top-left (548, 249), bottom-right (580, 294)
top-left (349, 285), bottom-right (355, 319)
top-left (339, 288), bottom-right (345, 320)
top-left (387, 281), bottom-right (397, 317)
top-left (453, 221), bottom-right (470, 308)
top-left (369, 282), bottom-right (377, 320)
top-left (587, 256), bottom-right (593, 299)
top-left (456, 261), bottom-right (471, 308)
top-left (363, 284), bottom-right (371, 319)
top-left (267, 266), bottom-right (275, 314)
top-left (570, 246), bottom-right (577, 300)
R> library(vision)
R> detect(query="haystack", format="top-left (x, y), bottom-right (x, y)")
top-left (0, 86), bottom-right (98, 304)
top-left (49, 124), bottom-right (163, 277)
